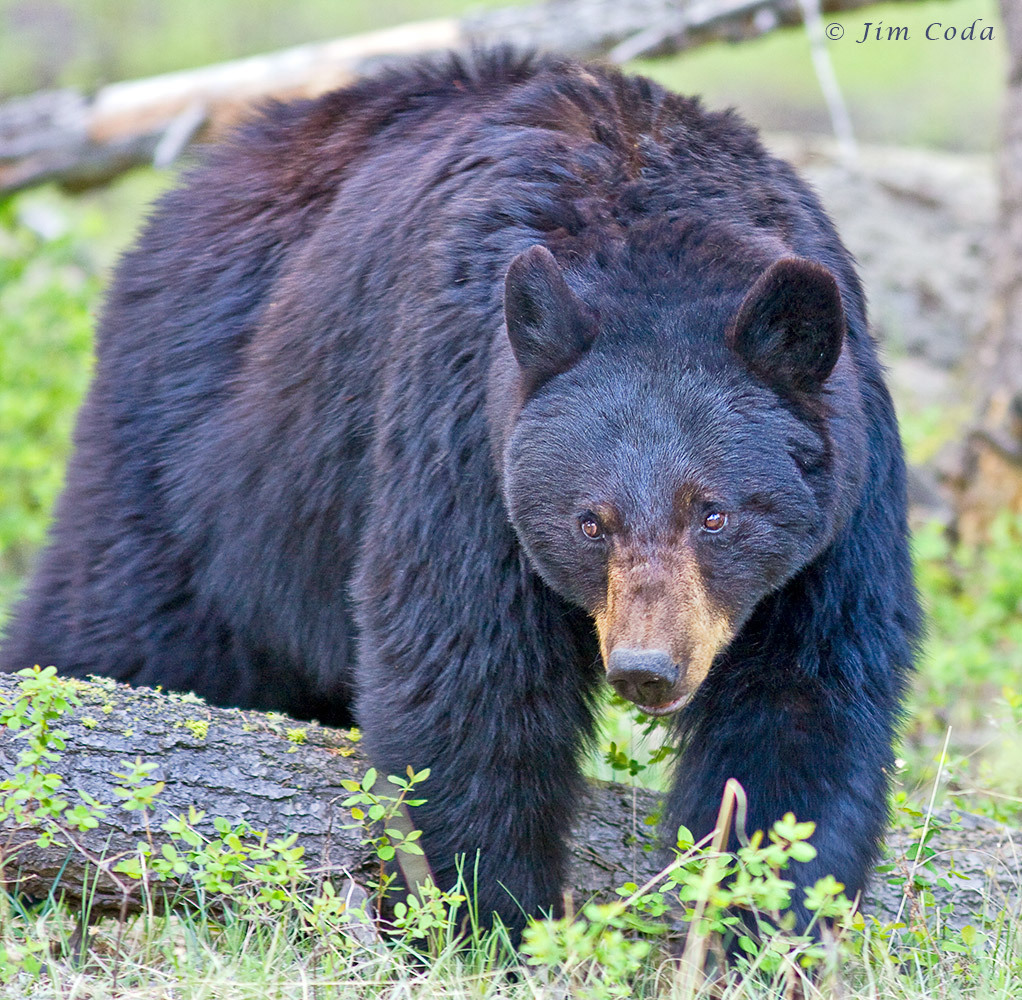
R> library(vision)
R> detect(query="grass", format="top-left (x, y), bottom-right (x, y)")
top-left (3, 905), bottom-right (1016, 1000)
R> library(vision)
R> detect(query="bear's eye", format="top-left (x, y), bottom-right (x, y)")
top-left (702, 512), bottom-right (728, 533)
top-left (579, 513), bottom-right (604, 540)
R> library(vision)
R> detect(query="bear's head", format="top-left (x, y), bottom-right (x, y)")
top-left (500, 245), bottom-right (853, 714)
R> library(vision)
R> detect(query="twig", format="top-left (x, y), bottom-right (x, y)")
top-left (893, 726), bottom-right (952, 927)
top-left (798, 0), bottom-right (858, 165)
top-left (676, 777), bottom-right (744, 997)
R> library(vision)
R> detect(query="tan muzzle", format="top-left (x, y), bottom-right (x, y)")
top-left (594, 544), bottom-right (733, 714)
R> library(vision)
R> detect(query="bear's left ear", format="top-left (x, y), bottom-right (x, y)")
top-left (726, 257), bottom-right (845, 394)
top-left (504, 245), bottom-right (597, 395)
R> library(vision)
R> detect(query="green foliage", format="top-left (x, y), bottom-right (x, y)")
top-left (914, 514), bottom-right (1022, 698)
top-left (115, 809), bottom-right (310, 912)
top-left (389, 877), bottom-right (468, 947)
top-left (0, 898), bottom-right (48, 986)
top-left (522, 901), bottom-right (655, 999)
top-left (522, 805), bottom-right (857, 998)
top-left (880, 799), bottom-right (975, 954)
top-left (0, 201), bottom-right (97, 612)
top-left (340, 765), bottom-right (429, 867)
top-left (112, 757), bottom-right (166, 813)
top-left (0, 175), bottom-right (171, 620)
top-left (338, 764), bottom-right (471, 949)
top-left (0, 666), bottom-right (105, 844)
top-left (907, 514), bottom-right (1022, 820)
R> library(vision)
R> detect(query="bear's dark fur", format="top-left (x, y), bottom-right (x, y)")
top-left (2, 51), bottom-right (919, 937)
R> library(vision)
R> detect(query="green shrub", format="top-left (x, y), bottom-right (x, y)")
top-left (0, 197), bottom-right (98, 611)
top-left (0, 174), bottom-right (169, 621)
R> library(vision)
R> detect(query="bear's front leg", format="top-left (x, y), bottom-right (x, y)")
top-left (664, 528), bottom-right (916, 935)
top-left (353, 540), bottom-right (602, 940)
top-left (667, 673), bottom-right (897, 933)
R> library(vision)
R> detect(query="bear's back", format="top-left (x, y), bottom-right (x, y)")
top-left (93, 51), bottom-right (863, 430)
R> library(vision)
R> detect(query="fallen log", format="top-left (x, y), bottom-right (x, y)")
top-left (0, 0), bottom-right (948, 196)
top-left (0, 670), bottom-right (667, 921)
top-left (0, 670), bottom-right (1017, 932)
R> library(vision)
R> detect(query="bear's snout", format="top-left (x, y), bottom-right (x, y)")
top-left (606, 647), bottom-right (682, 708)
top-left (594, 543), bottom-right (733, 711)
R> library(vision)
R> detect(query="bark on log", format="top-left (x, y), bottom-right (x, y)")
top-left (0, 671), bottom-right (666, 922)
top-left (0, 0), bottom-right (947, 196)
top-left (1, 672), bottom-right (1018, 932)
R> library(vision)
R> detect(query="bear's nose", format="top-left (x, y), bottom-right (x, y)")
top-left (606, 648), bottom-right (680, 707)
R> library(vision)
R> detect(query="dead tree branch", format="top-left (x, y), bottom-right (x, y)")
top-left (1, 0), bottom-right (948, 196)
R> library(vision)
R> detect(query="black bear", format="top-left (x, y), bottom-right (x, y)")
top-left (2, 51), bottom-right (919, 937)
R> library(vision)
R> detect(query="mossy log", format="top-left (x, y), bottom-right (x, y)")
top-left (0, 672), bottom-right (666, 922)
top-left (0, 673), bottom-right (1017, 931)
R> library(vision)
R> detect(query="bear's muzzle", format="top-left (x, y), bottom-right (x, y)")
top-left (595, 542), bottom-right (733, 713)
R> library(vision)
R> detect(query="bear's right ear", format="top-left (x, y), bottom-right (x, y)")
top-left (504, 246), bottom-right (597, 394)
